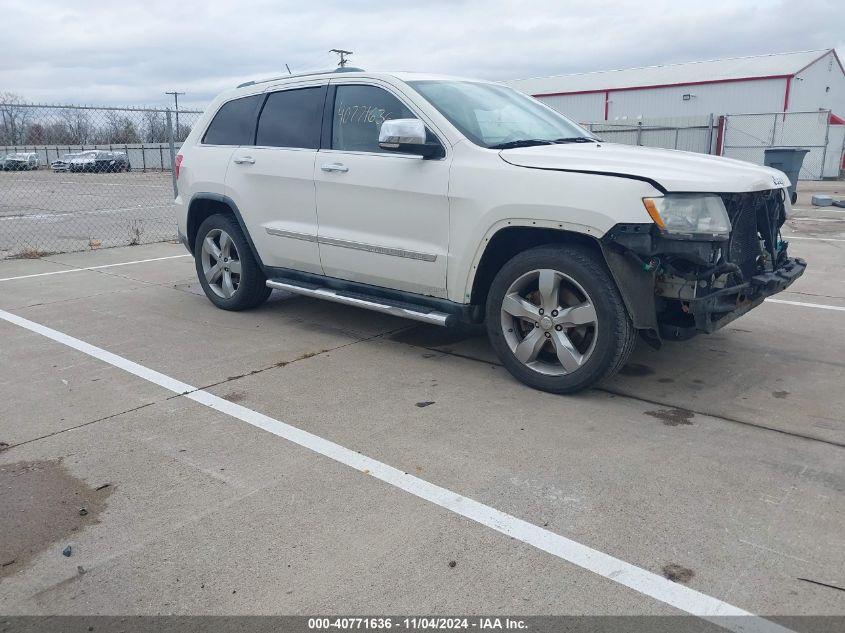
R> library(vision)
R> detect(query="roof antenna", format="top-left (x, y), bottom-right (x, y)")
top-left (330, 49), bottom-right (353, 68)
top-left (285, 64), bottom-right (292, 75)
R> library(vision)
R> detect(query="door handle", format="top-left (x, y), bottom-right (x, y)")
top-left (321, 163), bottom-right (349, 173)
top-left (233, 156), bottom-right (255, 165)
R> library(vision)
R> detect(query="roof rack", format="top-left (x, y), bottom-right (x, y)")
top-left (237, 67), bottom-right (366, 89)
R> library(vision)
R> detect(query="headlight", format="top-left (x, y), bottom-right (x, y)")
top-left (643, 194), bottom-right (731, 240)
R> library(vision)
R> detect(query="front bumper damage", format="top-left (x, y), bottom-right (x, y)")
top-left (658, 255), bottom-right (806, 340)
top-left (601, 188), bottom-right (806, 345)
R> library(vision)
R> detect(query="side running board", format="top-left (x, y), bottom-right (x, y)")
top-left (266, 279), bottom-right (453, 327)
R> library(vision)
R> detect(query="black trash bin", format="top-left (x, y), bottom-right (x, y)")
top-left (763, 147), bottom-right (809, 204)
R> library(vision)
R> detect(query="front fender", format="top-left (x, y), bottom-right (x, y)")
top-left (445, 146), bottom-right (662, 303)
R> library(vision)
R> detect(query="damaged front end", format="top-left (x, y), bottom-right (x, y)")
top-left (602, 188), bottom-right (806, 346)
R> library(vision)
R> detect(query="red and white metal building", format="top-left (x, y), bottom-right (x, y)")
top-left (505, 49), bottom-right (845, 177)
top-left (504, 49), bottom-right (845, 179)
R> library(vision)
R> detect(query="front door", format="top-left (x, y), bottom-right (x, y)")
top-left (314, 83), bottom-right (450, 298)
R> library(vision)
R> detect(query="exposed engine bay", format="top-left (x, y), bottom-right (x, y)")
top-left (602, 188), bottom-right (807, 345)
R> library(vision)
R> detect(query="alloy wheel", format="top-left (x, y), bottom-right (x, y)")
top-left (201, 229), bottom-right (242, 299)
top-left (499, 269), bottom-right (598, 376)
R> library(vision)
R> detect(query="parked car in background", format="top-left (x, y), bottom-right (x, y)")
top-left (51, 152), bottom-right (81, 172)
top-left (69, 150), bottom-right (131, 173)
top-left (1, 152), bottom-right (40, 170)
top-left (111, 151), bottom-right (131, 172)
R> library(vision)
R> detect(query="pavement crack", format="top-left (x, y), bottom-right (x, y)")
top-left (1, 401), bottom-right (157, 452)
top-left (796, 577), bottom-right (845, 592)
top-left (781, 289), bottom-right (845, 301)
top-left (598, 387), bottom-right (845, 449)
top-left (389, 340), bottom-right (845, 450)
top-left (168, 325), bottom-right (408, 399)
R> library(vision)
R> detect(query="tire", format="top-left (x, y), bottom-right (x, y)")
top-left (194, 214), bottom-right (271, 311)
top-left (485, 244), bottom-right (634, 394)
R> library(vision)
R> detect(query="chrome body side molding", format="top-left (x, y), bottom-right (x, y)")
top-left (265, 228), bottom-right (437, 262)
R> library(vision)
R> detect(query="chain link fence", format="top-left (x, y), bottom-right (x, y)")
top-left (0, 103), bottom-right (201, 259)
top-left (2, 101), bottom-right (842, 260)
top-left (721, 110), bottom-right (833, 180)
top-left (581, 111), bottom-right (842, 179)
top-left (583, 115), bottom-right (716, 154)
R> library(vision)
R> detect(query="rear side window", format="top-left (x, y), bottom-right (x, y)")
top-left (256, 87), bottom-right (324, 149)
top-left (203, 95), bottom-right (262, 145)
top-left (332, 85), bottom-right (417, 153)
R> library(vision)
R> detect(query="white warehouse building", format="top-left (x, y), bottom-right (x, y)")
top-left (505, 49), bottom-right (845, 178)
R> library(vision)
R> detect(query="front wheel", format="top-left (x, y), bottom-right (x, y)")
top-left (486, 245), bottom-right (635, 394)
top-left (194, 214), bottom-right (271, 311)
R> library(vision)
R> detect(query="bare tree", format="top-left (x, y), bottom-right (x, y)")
top-left (99, 111), bottom-right (140, 144)
top-left (143, 110), bottom-right (168, 143)
top-left (26, 123), bottom-right (45, 144)
top-left (0, 92), bottom-right (32, 145)
top-left (60, 108), bottom-right (92, 145)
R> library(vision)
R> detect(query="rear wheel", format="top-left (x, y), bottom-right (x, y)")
top-left (194, 214), bottom-right (271, 311)
top-left (486, 245), bottom-right (635, 394)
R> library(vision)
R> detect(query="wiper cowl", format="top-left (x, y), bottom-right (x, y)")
top-left (488, 139), bottom-right (556, 150)
top-left (554, 137), bottom-right (598, 144)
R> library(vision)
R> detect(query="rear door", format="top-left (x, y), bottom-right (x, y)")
top-left (190, 94), bottom-right (263, 231)
top-left (224, 84), bottom-right (326, 273)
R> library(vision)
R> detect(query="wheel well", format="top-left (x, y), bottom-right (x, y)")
top-left (187, 198), bottom-right (236, 253)
top-left (470, 227), bottom-right (602, 306)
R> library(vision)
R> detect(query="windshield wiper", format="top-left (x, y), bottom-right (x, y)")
top-left (553, 137), bottom-right (598, 143)
top-left (488, 139), bottom-right (556, 150)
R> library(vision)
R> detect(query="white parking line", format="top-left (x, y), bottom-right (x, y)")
top-left (0, 204), bottom-right (174, 222)
top-left (765, 298), bottom-right (845, 312)
top-left (0, 307), bottom-right (792, 633)
top-left (0, 254), bottom-right (191, 282)
top-left (783, 235), bottom-right (845, 242)
top-left (6, 178), bottom-right (169, 188)
top-left (792, 206), bottom-right (845, 213)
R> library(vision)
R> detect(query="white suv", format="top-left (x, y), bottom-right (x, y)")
top-left (174, 68), bottom-right (806, 393)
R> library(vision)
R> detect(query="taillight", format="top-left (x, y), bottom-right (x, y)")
top-left (175, 153), bottom-right (183, 179)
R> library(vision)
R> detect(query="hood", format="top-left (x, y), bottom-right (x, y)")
top-left (499, 142), bottom-right (789, 193)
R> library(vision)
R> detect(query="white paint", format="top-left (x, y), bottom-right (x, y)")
top-left (0, 204), bottom-right (173, 222)
top-left (791, 207), bottom-right (845, 214)
top-left (765, 298), bottom-right (845, 312)
top-left (0, 254), bottom-right (191, 282)
top-left (783, 235), bottom-right (845, 242)
top-left (8, 178), bottom-right (169, 189)
top-left (0, 307), bottom-right (793, 633)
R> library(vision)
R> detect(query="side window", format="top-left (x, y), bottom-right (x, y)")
top-left (202, 94), bottom-right (262, 145)
top-left (332, 85), bottom-right (417, 153)
top-left (256, 87), bottom-right (324, 149)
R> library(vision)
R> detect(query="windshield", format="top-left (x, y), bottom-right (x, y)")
top-left (408, 80), bottom-right (596, 149)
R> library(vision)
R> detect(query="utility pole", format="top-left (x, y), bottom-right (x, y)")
top-left (165, 91), bottom-right (185, 139)
top-left (330, 49), bottom-right (353, 68)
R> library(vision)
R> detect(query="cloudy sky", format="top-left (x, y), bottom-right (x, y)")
top-left (2, 0), bottom-right (843, 110)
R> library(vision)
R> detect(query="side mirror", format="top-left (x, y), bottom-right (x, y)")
top-left (379, 119), bottom-right (442, 158)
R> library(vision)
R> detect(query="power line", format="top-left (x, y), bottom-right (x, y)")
top-left (165, 91), bottom-right (185, 137)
